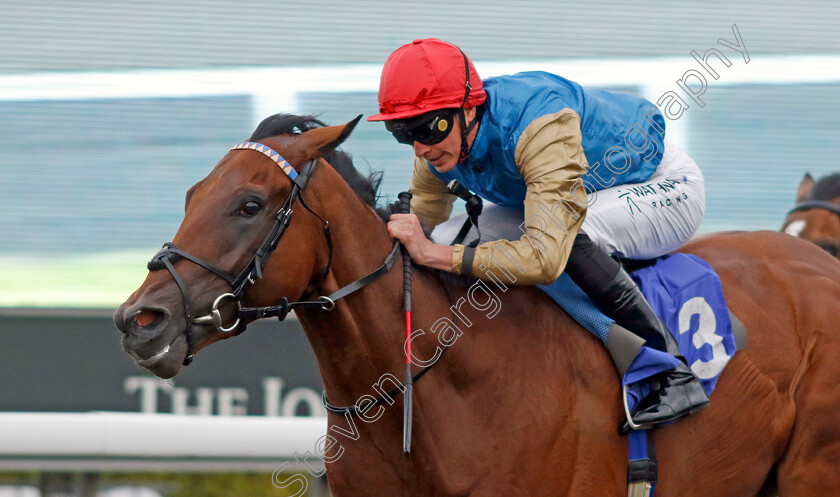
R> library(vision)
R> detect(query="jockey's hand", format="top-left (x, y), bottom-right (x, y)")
top-left (387, 213), bottom-right (430, 259)
top-left (387, 213), bottom-right (454, 272)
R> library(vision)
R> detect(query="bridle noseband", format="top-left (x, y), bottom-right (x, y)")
top-left (147, 141), bottom-right (399, 365)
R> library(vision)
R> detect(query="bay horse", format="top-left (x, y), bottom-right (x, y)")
top-left (114, 114), bottom-right (840, 496)
top-left (782, 172), bottom-right (840, 259)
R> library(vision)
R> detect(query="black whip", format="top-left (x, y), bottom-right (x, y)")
top-left (397, 191), bottom-right (414, 456)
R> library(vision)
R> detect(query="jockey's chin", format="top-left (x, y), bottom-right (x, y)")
top-left (430, 158), bottom-right (459, 173)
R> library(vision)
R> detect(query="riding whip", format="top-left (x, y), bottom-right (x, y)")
top-left (397, 191), bottom-right (414, 456)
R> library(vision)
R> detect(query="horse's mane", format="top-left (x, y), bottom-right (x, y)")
top-left (810, 173), bottom-right (840, 201)
top-left (250, 113), bottom-right (476, 293)
top-left (250, 113), bottom-right (386, 217)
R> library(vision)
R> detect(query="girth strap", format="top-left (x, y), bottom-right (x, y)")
top-left (627, 429), bottom-right (657, 497)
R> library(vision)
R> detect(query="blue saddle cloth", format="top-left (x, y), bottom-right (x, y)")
top-left (632, 253), bottom-right (738, 394)
top-left (538, 253), bottom-right (739, 407)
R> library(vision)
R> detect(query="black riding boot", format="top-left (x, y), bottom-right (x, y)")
top-left (566, 232), bottom-right (710, 430)
top-left (596, 267), bottom-right (710, 430)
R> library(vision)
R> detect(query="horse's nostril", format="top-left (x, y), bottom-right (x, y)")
top-left (134, 309), bottom-right (161, 328)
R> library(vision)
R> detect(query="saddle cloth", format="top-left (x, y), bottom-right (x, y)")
top-left (631, 253), bottom-right (738, 395)
top-left (538, 253), bottom-right (741, 407)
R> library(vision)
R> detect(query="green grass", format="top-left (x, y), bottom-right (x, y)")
top-left (0, 251), bottom-right (153, 308)
top-left (0, 471), bottom-right (320, 497)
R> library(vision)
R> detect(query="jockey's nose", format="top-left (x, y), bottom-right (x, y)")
top-left (412, 141), bottom-right (431, 157)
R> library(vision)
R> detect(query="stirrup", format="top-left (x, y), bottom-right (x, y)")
top-left (622, 384), bottom-right (653, 432)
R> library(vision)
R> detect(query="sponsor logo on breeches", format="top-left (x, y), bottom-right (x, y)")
top-left (618, 178), bottom-right (690, 215)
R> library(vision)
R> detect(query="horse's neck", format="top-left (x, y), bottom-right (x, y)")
top-left (291, 177), bottom-right (612, 491)
top-left (295, 186), bottom-right (415, 404)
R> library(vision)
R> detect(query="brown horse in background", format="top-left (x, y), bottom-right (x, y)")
top-left (114, 114), bottom-right (840, 496)
top-left (782, 172), bottom-right (840, 259)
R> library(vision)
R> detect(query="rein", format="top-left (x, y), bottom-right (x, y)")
top-left (237, 242), bottom-right (401, 321)
top-left (787, 199), bottom-right (840, 218)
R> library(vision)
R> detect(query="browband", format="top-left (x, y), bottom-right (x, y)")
top-left (231, 141), bottom-right (298, 181)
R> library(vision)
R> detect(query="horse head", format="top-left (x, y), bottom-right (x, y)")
top-left (114, 114), bottom-right (363, 378)
top-left (782, 172), bottom-right (840, 259)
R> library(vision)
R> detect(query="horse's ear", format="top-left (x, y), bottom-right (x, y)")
top-left (317, 114), bottom-right (363, 157)
top-left (293, 115), bottom-right (363, 163)
top-left (797, 173), bottom-right (815, 202)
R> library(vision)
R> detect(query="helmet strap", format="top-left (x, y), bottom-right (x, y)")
top-left (458, 107), bottom-right (481, 162)
top-left (454, 46), bottom-right (479, 162)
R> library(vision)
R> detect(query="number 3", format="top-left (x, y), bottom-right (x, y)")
top-left (678, 296), bottom-right (731, 380)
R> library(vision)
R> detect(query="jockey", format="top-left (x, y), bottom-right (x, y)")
top-left (369, 38), bottom-right (709, 429)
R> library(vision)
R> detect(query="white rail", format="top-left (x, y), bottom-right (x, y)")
top-left (2, 54), bottom-right (838, 147)
top-left (0, 412), bottom-right (327, 472)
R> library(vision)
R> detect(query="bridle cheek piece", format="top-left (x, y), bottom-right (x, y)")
top-left (147, 141), bottom-right (399, 366)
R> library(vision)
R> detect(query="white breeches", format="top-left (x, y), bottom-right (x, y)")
top-left (431, 138), bottom-right (706, 259)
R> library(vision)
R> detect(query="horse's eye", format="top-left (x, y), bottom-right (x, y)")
top-left (239, 201), bottom-right (262, 217)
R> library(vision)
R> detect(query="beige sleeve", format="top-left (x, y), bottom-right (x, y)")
top-left (451, 109), bottom-right (588, 285)
top-left (408, 156), bottom-right (456, 231)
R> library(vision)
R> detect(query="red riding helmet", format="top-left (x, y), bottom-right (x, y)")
top-left (367, 38), bottom-right (487, 122)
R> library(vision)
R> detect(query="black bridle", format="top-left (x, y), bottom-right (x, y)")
top-left (147, 141), bottom-right (400, 365)
top-left (787, 200), bottom-right (840, 218)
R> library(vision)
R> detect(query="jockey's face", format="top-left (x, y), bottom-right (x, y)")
top-left (412, 106), bottom-right (478, 173)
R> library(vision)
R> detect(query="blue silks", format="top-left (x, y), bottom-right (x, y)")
top-left (537, 272), bottom-right (613, 342)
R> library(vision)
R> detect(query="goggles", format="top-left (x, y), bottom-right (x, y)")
top-left (385, 109), bottom-right (457, 145)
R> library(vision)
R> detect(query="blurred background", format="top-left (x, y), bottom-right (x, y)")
top-left (1, 1), bottom-right (838, 495)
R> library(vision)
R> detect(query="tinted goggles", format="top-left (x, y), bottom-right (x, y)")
top-left (385, 109), bottom-right (458, 145)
